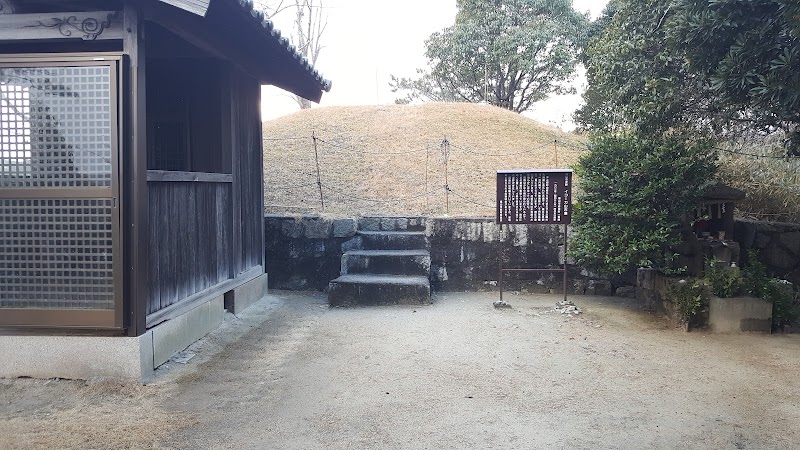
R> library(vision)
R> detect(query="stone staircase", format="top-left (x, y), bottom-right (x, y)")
top-left (328, 217), bottom-right (431, 307)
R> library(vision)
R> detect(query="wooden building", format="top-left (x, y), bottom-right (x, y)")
top-left (0, 0), bottom-right (329, 380)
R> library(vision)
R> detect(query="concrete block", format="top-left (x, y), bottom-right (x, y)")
top-left (304, 219), bottom-right (332, 239)
top-left (332, 218), bottom-right (357, 237)
top-left (152, 295), bottom-right (224, 367)
top-left (139, 331), bottom-right (154, 380)
top-left (225, 273), bottom-right (269, 315)
top-left (708, 296), bottom-right (772, 333)
top-left (0, 335), bottom-right (148, 382)
top-left (328, 274), bottom-right (431, 306)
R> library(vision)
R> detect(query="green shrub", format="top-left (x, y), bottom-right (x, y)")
top-left (705, 257), bottom-right (741, 298)
top-left (741, 252), bottom-right (770, 298)
top-left (571, 133), bottom-right (717, 275)
top-left (667, 278), bottom-right (709, 324)
top-left (765, 280), bottom-right (800, 329)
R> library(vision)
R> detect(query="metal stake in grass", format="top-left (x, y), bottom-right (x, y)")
top-left (312, 131), bottom-right (324, 211)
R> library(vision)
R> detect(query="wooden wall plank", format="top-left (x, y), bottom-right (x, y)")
top-left (146, 182), bottom-right (233, 314)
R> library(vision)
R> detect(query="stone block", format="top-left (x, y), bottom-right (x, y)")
top-left (734, 220), bottom-right (757, 249)
top-left (754, 231), bottom-right (772, 249)
top-left (332, 219), bottom-right (357, 237)
top-left (615, 286), bottom-right (636, 298)
top-left (482, 222), bottom-right (500, 242)
top-left (708, 296), bottom-right (772, 333)
top-left (358, 217), bottom-right (381, 231)
top-left (281, 220), bottom-right (302, 238)
top-left (765, 245), bottom-right (796, 269)
top-left (454, 221), bottom-right (482, 241)
top-left (429, 219), bottom-right (455, 238)
top-left (341, 236), bottom-right (363, 252)
top-left (380, 218), bottom-right (397, 231)
top-left (779, 232), bottom-right (800, 255)
top-left (586, 280), bottom-right (613, 296)
top-left (304, 219), bottom-right (332, 239)
top-left (396, 218), bottom-right (409, 230)
top-left (511, 225), bottom-right (528, 247)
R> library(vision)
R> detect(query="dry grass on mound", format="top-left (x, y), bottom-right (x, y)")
top-left (262, 103), bottom-right (586, 218)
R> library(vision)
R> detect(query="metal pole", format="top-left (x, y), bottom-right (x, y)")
top-left (499, 223), bottom-right (504, 302)
top-left (563, 223), bottom-right (568, 301)
top-left (554, 139), bottom-right (558, 167)
top-left (312, 132), bottom-right (324, 211)
top-left (425, 145), bottom-right (429, 210)
top-left (443, 137), bottom-right (449, 215)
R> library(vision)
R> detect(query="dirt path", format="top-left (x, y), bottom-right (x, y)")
top-left (2, 291), bottom-right (799, 449)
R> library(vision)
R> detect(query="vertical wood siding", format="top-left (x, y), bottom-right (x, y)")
top-left (145, 68), bottom-right (263, 316)
top-left (231, 69), bottom-right (264, 274)
top-left (147, 182), bottom-right (231, 314)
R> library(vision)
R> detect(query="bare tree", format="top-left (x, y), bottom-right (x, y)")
top-left (256, 0), bottom-right (328, 109)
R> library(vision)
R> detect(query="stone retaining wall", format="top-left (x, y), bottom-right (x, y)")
top-left (264, 214), bottom-right (359, 291)
top-left (735, 219), bottom-right (800, 284)
top-left (264, 215), bottom-right (617, 295)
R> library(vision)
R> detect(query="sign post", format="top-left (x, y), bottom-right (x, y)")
top-left (496, 169), bottom-right (573, 301)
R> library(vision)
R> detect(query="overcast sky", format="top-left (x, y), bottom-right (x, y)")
top-left (261, 0), bottom-right (609, 129)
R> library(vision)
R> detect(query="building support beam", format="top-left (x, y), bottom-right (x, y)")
top-left (123, 3), bottom-right (149, 337)
top-left (0, 11), bottom-right (123, 41)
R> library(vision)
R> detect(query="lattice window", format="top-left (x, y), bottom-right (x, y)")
top-left (0, 83), bottom-right (32, 177)
top-left (0, 66), bottom-right (113, 188)
top-left (0, 198), bottom-right (115, 310)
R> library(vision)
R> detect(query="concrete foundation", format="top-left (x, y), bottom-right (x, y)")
top-left (708, 296), bottom-right (773, 333)
top-left (152, 295), bottom-right (225, 367)
top-left (0, 334), bottom-right (152, 382)
top-left (224, 273), bottom-right (269, 315)
top-left (0, 273), bottom-right (268, 382)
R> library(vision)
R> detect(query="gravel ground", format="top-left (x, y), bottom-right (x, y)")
top-left (2, 290), bottom-right (799, 449)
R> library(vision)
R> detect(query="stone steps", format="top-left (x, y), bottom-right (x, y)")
top-left (358, 230), bottom-right (428, 250)
top-left (340, 250), bottom-right (431, 276)
top-left (328, 274), bottom-right (431, 307)
top-left (328, 218), bottom-right (432, 307)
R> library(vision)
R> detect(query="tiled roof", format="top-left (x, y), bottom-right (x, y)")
top-left (234, 0), bottom-right (332, 93)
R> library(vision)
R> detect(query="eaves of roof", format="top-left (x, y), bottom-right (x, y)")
top-left (156, 0), bottom-right (331, 100)
top-left (232, 0), bottom-right (332, 94)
